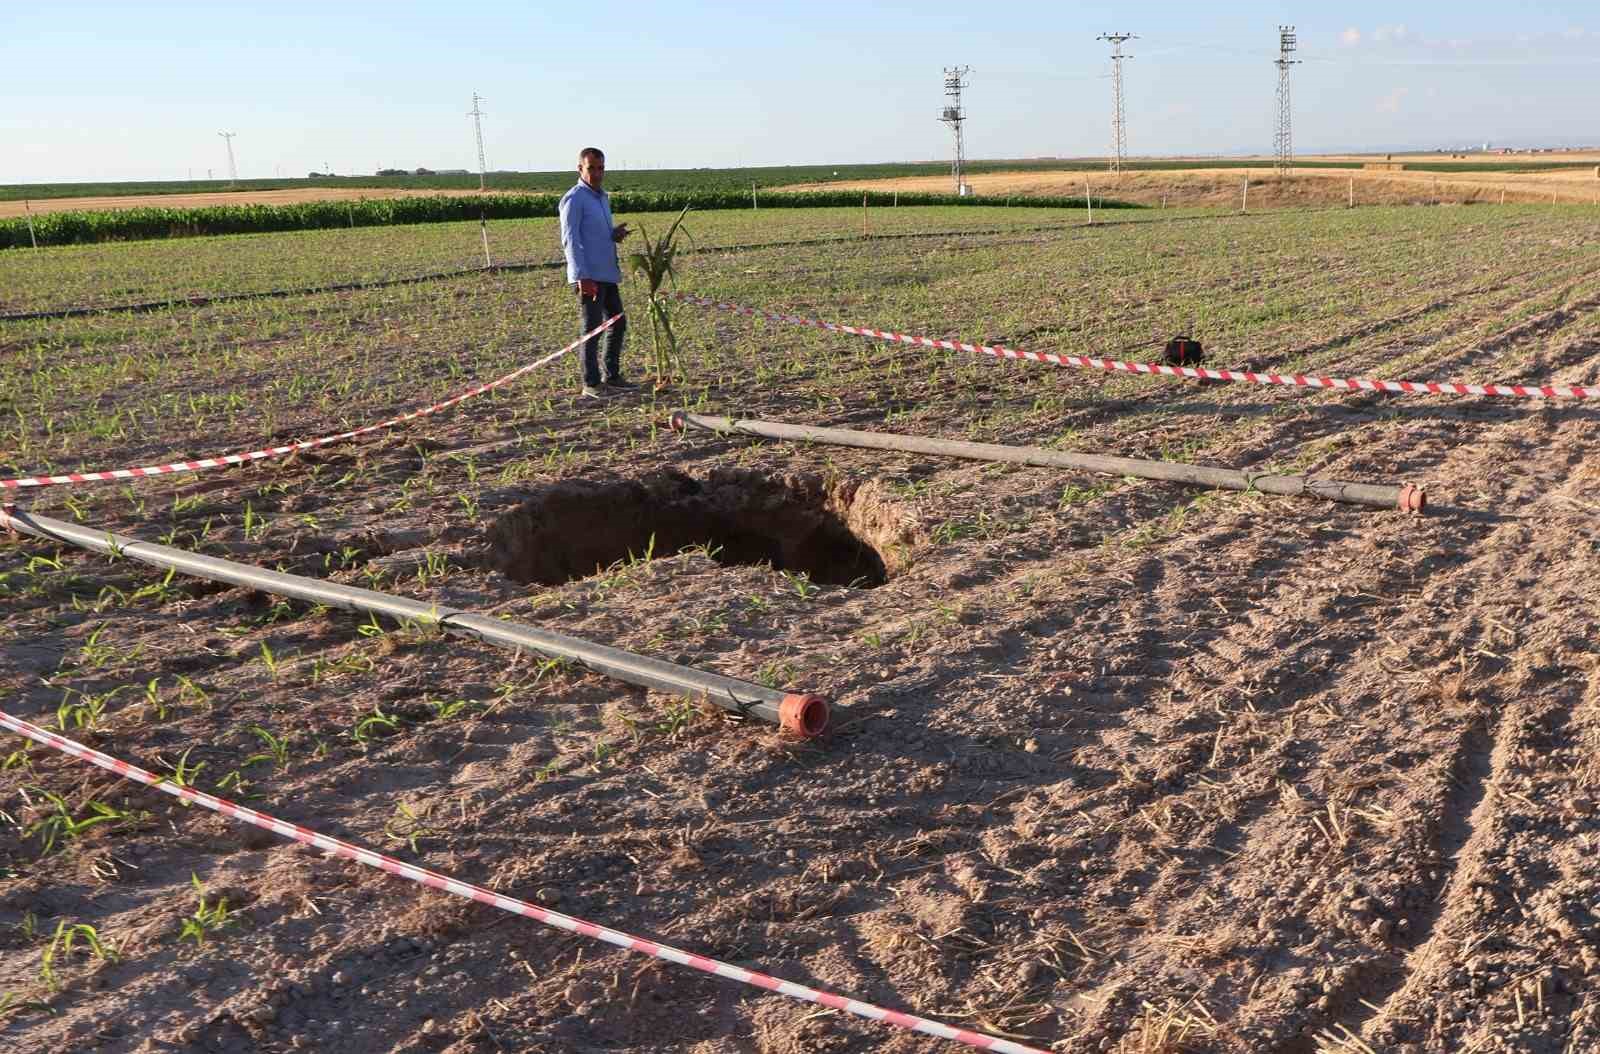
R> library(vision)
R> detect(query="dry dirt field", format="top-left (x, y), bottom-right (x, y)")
top-left (786, 167), bottom-right (1600, 209)
top-left (2, 203), bottom-right (1600, 1054)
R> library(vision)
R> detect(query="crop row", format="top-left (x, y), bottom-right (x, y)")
top-left (0, 190), bottom-right (1133, 250)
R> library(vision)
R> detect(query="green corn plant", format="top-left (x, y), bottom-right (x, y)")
top-left (39, 921), bottom-right (118, 993)
top-left (626, 206), bottom-right (693, 388)
top-left (353, 704), bottom-right (402, 743)
top-left (163, 746), bottom-right (206, 797)
top-left (178, 873), bottom-right (235, 948)
top-left (243, 725), bottom-right (291, 770)
top-left (24, 789), bottom-right (132, 855)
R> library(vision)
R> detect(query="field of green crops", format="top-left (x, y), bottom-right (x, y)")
top-left (0, 190), bottom-right (1136, 251)
top-left (3, 201), bottom-right (1600, 1054)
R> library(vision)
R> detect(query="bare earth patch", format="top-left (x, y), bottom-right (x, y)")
top-left (784, 164), bottom-right (1600, 207)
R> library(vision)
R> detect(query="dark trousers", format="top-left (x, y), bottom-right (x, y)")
top-left (578, 282), bottom-right (626, 386)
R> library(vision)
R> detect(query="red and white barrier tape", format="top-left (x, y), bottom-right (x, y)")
top-left (0, 315), bottom-right (620, 490)
top-left (0, 710), bottom-right (1045, 1054)
top-left (669, 292), bottom-right (1599, 400)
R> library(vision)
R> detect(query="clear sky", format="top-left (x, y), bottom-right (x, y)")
top-left (5, 1), bottom-right (1596, 184)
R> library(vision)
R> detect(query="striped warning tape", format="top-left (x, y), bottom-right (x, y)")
top-left (0, 709), bottom-right (1045, 1054)
top-left (0, 315), bottom-right (620, 490)
top-left (669, 292), bottom-right (1599, 399)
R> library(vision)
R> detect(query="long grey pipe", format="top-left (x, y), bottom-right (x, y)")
top-left (0, 508), bottom-right (828, 737)
top-left (669, 412), bottom-right (1425, 513)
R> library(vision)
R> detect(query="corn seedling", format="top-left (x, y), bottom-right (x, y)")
top-left (258, 640), bottom-right (280, 677)
top-left (24, 789), bottom-right (131, 854)
top-left (56, 685), bottom-right (127, 731)
top-left (756, 660), bottom-right (797, 690)
top-left (415, 549), bottom-right (452, 587)
top-left (429, 697), bottom-right (480, 722)
top-left (626, 206), bottom-right (693, 387)
top-left (141, 678), bottom-right (169, 721)
top-left (653, 699), bottom-right (698, 739)
top-left (353, 704), bottom-right (403, 743)
top-left (39, 921), bottom-right (118, 993)
top-left (781, 570), bottom-right (819, 599)
top-left (71, 623), bottom-right (117, 669)
top-left (162, 746), bottom-right (206, 798)
top-left (243, 725), bottom-right (291, 770)
top-left (175, 674), bottom-right (211, 709)
top-left (178, 873), bottom-right (236, 948)
top-left (241, 501), bottom-right (270, 541)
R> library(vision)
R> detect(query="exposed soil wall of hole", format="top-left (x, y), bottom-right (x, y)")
top-left (486, 469), bottom-right (920, 588)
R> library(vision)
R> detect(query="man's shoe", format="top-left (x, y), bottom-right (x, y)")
top-left (580, 385), bottom-right (607, 399)
top-left (603, 377), bottom-right (639, 390)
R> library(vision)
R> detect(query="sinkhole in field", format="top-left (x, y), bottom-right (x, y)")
top-left (487, 469), bottom-right (917, 588)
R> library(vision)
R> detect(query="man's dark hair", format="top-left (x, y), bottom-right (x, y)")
top-left (578, 147), bottom-right (605, 163)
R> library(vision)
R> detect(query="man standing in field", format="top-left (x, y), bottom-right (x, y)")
top-left (560, 147), bottom-right (631, 399)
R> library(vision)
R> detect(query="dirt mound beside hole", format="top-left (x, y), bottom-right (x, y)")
top-left (486, 469), bottom-right (918, 588)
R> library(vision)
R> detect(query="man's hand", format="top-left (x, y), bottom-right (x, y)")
top-left (578, 279), bottom-right (600, 301)
top-left (612, 223), bottom-right (630, 243)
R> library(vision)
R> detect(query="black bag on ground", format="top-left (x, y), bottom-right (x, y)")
top-left (1163, 335), bottom-right (1204, 366)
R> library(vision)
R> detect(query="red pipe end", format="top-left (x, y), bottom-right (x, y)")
top-left (779, 693), bottom-right (830, 738)
top-left (1397, 483), bottom-right (1426, 515)
top-left (668, 411), bottom-right (687, 432)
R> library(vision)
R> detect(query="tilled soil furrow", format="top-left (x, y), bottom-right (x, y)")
top-left (972, 359), bottom-right (1593, 1048)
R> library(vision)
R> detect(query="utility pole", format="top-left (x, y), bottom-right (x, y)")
top-left (939, 66), bottom-right (972, 195)
top-left (1274, 26), bottom-right (1299, 176)
top-left (218, 131), bottom-right (238, 187)
top-left (468, 92), bottom-right (488, 191)
top-left (1097, 33), bottom-right (1136, 176)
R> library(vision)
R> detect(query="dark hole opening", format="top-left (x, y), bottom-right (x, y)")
top-left (487, 470), bottom-right (892, 589)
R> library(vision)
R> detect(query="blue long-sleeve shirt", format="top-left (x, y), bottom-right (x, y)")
top-left (558, 181), bottom-right (622, 284)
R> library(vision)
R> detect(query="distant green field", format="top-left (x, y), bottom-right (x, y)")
top-left (0, 189), bottom-right (1138, 250)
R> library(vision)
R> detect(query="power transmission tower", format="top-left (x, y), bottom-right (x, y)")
top-left (1097, 33), bottom-right (1136, 176)
top-left (468, 92), bottom-right (488, 191)
top-left (217, 131), bottom-right (238, 187)
top-left (1274, 26), bottom-right (1299, 175)
top-left (939, 66), bottom-right (971, 195)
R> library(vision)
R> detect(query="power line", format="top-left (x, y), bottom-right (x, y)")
top-left (939, 66), bottom-right (972, 195)
top-left (1275, 26), bottom-right (1299, 175)
top-left (217, 131), bottom-right (238, 187)
top-left (468, 92), bottom-right (488, 191)
top-left (1097, 33), bottom-right (1136, 176)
